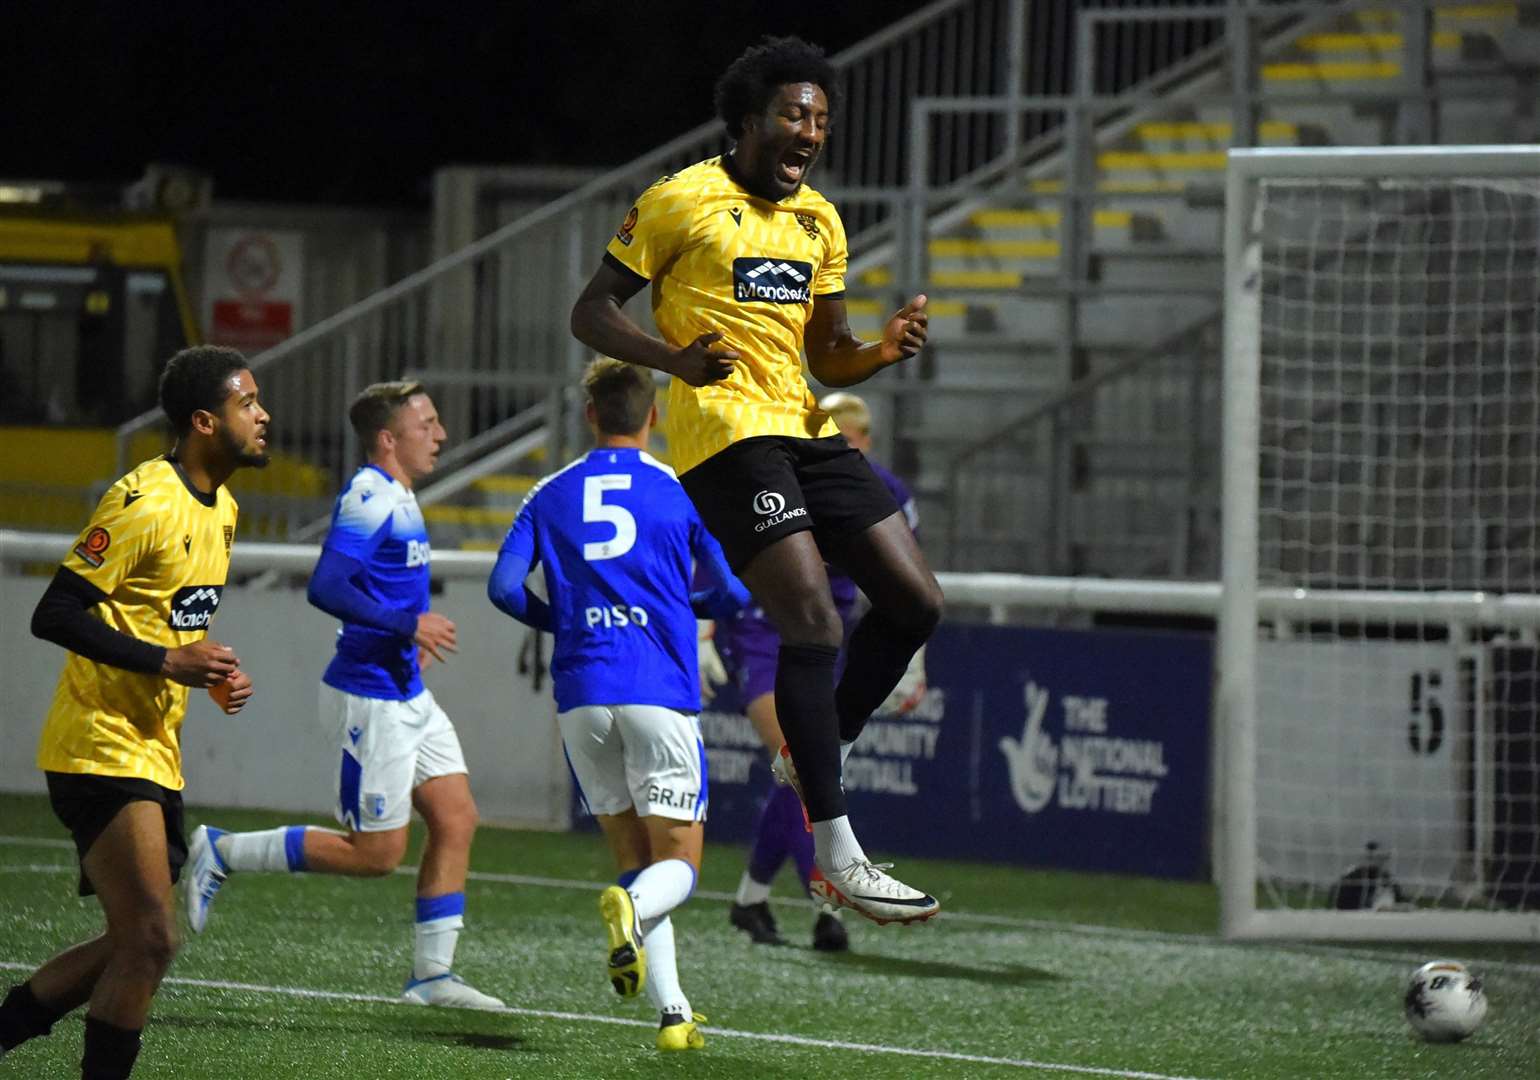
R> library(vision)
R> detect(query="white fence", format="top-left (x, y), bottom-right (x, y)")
top-left (6, 530), bottom-right (1540, 940)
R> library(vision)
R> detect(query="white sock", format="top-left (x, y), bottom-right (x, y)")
top-left (735, 871), bottom-right (771, 907)
top-left (628, 858), bottom-right (696, 923)
top-left (217, 826), bottom-right (311, 873)
top-left (413, 918), bottom-right (461, 981)
top-left (413, 893), bottom-right (466, 980)
top-left (640, 916), bottom-right (690, 1018)
top-left (812, 816), bottom-right (866, 872)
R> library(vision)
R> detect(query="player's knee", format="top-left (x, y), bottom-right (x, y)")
top-left (360, 848), bottom-right (403, 877)
top-left (354, 836), bottom-right (407, 876)
top-left (428, 805), bottom-right (478, 850)
top-left (777, 594), bottom-right (844, 649)
top-left (119, 910), bottom-right (177, 974)
top-left (875, 576), bottom-right (943, 641)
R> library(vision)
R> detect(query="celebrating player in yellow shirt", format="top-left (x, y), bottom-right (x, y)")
top-left (0, 346), bottom-right (269, 1079)
top-left (572, 36), bottom-right (942, 926)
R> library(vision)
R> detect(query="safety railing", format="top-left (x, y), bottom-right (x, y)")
top-left (919, 0), bottom-right (1524, 575)
top-left (110, 0), bottom-right (1255, 543)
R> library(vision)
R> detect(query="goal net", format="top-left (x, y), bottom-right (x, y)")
top-left (1220, 146), bottom-right (1540, 941)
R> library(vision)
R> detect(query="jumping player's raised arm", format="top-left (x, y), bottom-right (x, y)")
top-left (571, 176), bottom-right (739, 388)
top-left (804, 293), bottom-right (929, 389)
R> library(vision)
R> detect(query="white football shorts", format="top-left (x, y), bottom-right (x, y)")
top-left (320, 684), bottom-right (468, 832)
top-left (559, 704), bottom-right (707, 822)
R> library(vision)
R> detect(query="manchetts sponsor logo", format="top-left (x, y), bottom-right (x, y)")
top-left (168, 585), bottom-right (224, 630)
top-left (733, 258), bottom-right (812, 304)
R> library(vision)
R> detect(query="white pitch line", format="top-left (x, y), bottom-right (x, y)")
top-left (0, 836), bottom-right (74, 850)
top-left (6, 833), bottom-right (1540, 979)
top-left (0, 959), bottom-right (1209, 1079)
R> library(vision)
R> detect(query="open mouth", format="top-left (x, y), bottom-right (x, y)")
top-left (776, 149), bottom-right (815, 186)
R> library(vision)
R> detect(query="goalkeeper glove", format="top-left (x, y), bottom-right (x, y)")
top-left (698, 620), bottom-right (728, 703)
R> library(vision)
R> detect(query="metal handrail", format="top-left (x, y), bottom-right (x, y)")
top-left (111, 0), bottom-right (976, 465)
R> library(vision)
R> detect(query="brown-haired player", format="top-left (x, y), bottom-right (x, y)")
top-left (181, 381), bottom-right (504, 1011)
top-left (488, 358), bottom-right (750, 1052)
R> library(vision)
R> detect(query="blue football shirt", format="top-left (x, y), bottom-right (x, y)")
top-left (314, 465), bottom-right (431, 700)
top-left (493, 448), bottom-right (738, 713)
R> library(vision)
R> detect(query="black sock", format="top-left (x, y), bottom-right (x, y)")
top-left (835, 608), bottom-right (932, 743)
top-left (81, 1016), bottom-right (141, 1080)
top-left (774, 642), bottom-right (845, 821)
top-left (0, 981), bottom-right (66, 1051)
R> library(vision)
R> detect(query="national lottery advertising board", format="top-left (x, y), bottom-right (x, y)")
top-left (690, 622), bottom-right (1214, 881)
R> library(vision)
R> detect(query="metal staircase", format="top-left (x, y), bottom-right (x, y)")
top-left (871, 0), bottom-right (1540, 577)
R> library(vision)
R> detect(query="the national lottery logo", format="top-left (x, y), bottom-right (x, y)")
top-left (999, 682), bottom-right (1058, 813)
top-left (999, 681), bottom-right (1168, 817)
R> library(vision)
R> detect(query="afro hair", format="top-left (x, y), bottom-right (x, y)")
top-left (714, 36), bottom-right (839, 139)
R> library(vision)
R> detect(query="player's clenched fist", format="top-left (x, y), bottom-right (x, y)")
top-left (671, 331), bottom-right (739, 387)
top-left (209, 668), bottom-right (254, 715)
top-left (162, 638), bottom-right (239, 687)
top-left (880, 294), bottom-right (928, 364)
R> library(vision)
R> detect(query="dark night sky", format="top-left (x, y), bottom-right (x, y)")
top-left (5, 1), bottom-right (934, 206)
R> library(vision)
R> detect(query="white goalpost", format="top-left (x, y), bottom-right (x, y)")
top-left (1221, 145), bottom-right (1540, 941)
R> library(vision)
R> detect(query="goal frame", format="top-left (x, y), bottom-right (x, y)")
top-left (1220, 145), bottom-right (1540, 941)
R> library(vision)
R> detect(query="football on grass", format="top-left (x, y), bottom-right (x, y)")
top-left (1403, 960), bottom-right (1487, 1042)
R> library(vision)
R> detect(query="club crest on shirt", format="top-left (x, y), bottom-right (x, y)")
top-left (733, 258), bottom-right (812, 304)
top-left (795, 212), bottom-right (820, 240)
top-left (223, 525), bottom-right (234, 555)
top-left (73, 526), bottom-right (111, 569)
top-left (615, 205), bottom-right (639, 247)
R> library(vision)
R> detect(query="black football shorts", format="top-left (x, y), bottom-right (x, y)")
top-left (46, 771), bottom-right (188, 897)
top-left (680, 434), bottom-right (900, 573)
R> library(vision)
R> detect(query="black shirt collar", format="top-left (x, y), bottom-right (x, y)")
top-left (164, 454), bottom-right (218, 508)
top-left (721, 151), bottom-right (782, 204)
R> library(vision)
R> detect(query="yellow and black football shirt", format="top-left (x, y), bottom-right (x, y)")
top-left (37, 456), bottom-right (239, 790)
top-left (605, 156), bottom-right (846, 475)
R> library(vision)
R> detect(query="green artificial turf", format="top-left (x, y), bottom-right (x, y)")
top-left (1, 793), bottom-right (1536, 1078)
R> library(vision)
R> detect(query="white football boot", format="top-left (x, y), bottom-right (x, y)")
top-left (810, 859), bottom-right (940, 926)
top-left (184, 825), bottom-right (230, 934)
top-left (771, 744), bottom-right (812, 833)
top-left (401, 973), bottom-right (505, 1010)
